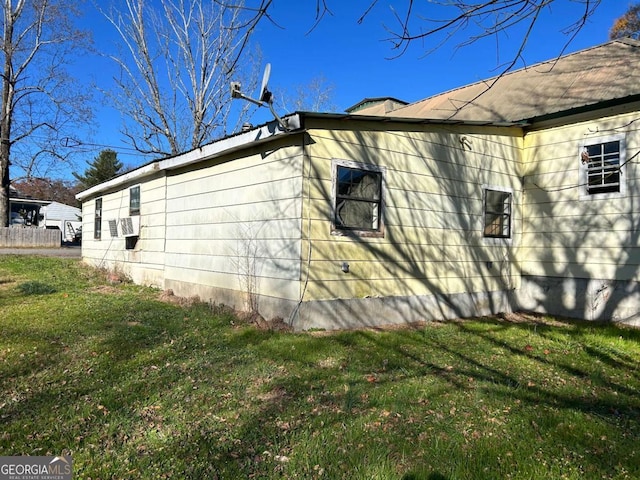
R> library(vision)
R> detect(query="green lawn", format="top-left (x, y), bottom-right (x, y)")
top-left (1, 255), bottom-right (639, 479)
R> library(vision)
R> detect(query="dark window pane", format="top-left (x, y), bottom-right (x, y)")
top-left (130, 186), bottom-right (141, 215)
top-left (335, 166), bottom-right (382, 231)
top-left (94, 198), bottom-right (102, 240)
top-left (604, 141), bottom-right (619, 155)
top-left (484, 190), bottom-right (511, 238)
top-left (585, 141), bottom-right (620, 194)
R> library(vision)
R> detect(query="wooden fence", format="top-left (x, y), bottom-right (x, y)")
top-left (0, 227), bottom-right (61, 248)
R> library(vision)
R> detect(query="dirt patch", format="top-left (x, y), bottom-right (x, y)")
top-left (90, 285), bottom-right (124, 295)
top-left (158, 289), bottom-right (202, 308)
top-left (307, 320), bottom-right (436, 336)
top-left (156, 290), bottom-right (293, 331)
top-left (496, 311), bottom-right (577, 328)
top-left (306, 312), bottom-right (581, 336)
top-left (0, 278), bottom-right (16, 289)
top-left (236, 311), bottom-right (294, 333)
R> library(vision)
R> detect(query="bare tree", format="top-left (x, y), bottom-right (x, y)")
top-left (279, 74), bottom-right (338, 113)
top-left (103, 0), bottom-right (259, 158)
top-left (229, 1), bottom-right (601, 68)
top-left (231, 221), bottom-right (263, 315)
top-left (374, 1), bottom-right (600, 62)
top-left (0, 0), bottom-right (93, 227)
top-left (610, 3), bottom-right (640, 40)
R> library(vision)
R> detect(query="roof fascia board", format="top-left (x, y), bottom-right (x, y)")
top-left (301, 111), bottom-right (526, 128)
top-left (76, 111), bottom-right (523, 202)
top-left (160, 114), bottom-right (301, 172)
top-left (75, 161), bottom-right (163, 201)
top-left (76, 114), bottom-right (302, 201)
top-left (9, 198), bottom-right (51, 206)
top-left (524, 96), bottom-right (640, 131)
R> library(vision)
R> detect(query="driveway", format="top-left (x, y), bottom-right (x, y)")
top-left (0, 245), bottom-right (81, 257)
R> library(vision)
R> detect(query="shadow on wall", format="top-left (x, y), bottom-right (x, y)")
top-left (282, 122), bottom-right (521, 330)
top-left (518, 150), bottom-right (640, 326)
top-left (225, 109), bottom-right (640, 330)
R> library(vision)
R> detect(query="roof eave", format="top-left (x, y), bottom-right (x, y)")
top-left (522, 95), bottom-right (640, 128)
top-left (301, 111), bottom-right (527, 128)
top-left (76, 114), bottom-right (303, 202)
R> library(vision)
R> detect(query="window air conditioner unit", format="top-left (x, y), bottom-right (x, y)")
top-left (107, 219), bottom-right (119, 237)
top-left (119, 216), bottom-right (140, 237)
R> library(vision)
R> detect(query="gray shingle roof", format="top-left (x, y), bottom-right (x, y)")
top-left (373, 38), bottom-right (640, 123)
top-left (345, 97), bottom-right (408, 114)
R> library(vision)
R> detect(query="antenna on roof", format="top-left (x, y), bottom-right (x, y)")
top-left (259, 63), bottom-right (272, 104)
top-left (231, 63), bottom-right (289, 131)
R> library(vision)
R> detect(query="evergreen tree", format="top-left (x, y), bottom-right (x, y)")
top-left (73, 150), bottom-right (123, 190)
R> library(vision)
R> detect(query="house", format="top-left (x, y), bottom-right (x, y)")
top-left (5, 192), bottom-right (76, 247)
top-left (9, 189), bottom-right (81, 243)
top-left (9, 187), bottom-right (49, 227)
top-left (77, 38), bottom-right (640, 330)
top-left (38, 202), bottom-right (82, 243)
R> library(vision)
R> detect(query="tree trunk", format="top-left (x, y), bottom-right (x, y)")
top-left (0, 87), bottom-right (10, 228)
top-left (0, 155), bottom-right (8, 227)
top-left (0, 4), bottom-right (12, 228)
top-left (0, 0), bottom-right (89, 226)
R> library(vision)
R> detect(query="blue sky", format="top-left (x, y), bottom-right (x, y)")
top-left (77, 0), bottom-right (627, 174)
top-left (253, 1), bottom-right (625, 109)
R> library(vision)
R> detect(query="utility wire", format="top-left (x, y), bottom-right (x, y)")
top-left (532, 148), bottom-right (640, 193)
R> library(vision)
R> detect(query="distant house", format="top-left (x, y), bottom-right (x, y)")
top-left (39, 202), bottom-right (82, 242)
top-left (9, 198), bottom-right (48, 227)
top-left (77, 38), bottom-right (640, 329)
top-left (9, 187), bottom-right (81, 243)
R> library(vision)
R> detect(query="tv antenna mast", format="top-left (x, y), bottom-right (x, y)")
top-left (231, 63), bottom-right (289, 131)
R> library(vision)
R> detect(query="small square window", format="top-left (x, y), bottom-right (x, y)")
top-left (129, 186), bottom-right (140, 216)
top-left (333, 161), bottom-right (384, 236)
top-left (484, 189), bottom-right (511, 239)
top-left (94, 198), bottom-right (102, 240)
top-left (579, 135), bottom-right (626, 200)
top-left (583, 141), bottom-right (621, 195)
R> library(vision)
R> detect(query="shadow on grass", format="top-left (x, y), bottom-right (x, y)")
top-left (207, 318), bottom-right (640, 477)
top-left (18, 281), bottom-right (57, 295)
top-left (1, 260), bottom-right (639, 478)
top-left (402, 473), bottom-right (448, 480)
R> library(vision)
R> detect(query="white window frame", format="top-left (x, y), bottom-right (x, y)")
top-left (579, 133), bottom-right (626, 201)
top-left (331, 159), bottom-right (385, 237)
top-left (94, 198), bottom-right (102, 240)
top-left (482, 185), bottom-right (514, 246)
top-left (129, 185), bottom-right (141, 216)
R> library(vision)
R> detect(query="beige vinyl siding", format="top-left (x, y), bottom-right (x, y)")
top-left (300, 120), bottom-right (523, 302)
top-left (521, 111), bottom-right (640, 282)
top-left (163, 143), bottom-right (304, 304)
top-left (80, 173), bottom-right (167, 287)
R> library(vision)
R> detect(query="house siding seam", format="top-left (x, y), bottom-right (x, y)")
top-left (79, 102), bottom-right (640, 330)
top-left (297, 124), bottom-right (522, 310)
top-left (518, 109), bottom-right (640, 325)
top-left (80, 136), bottom-right (306, 320)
